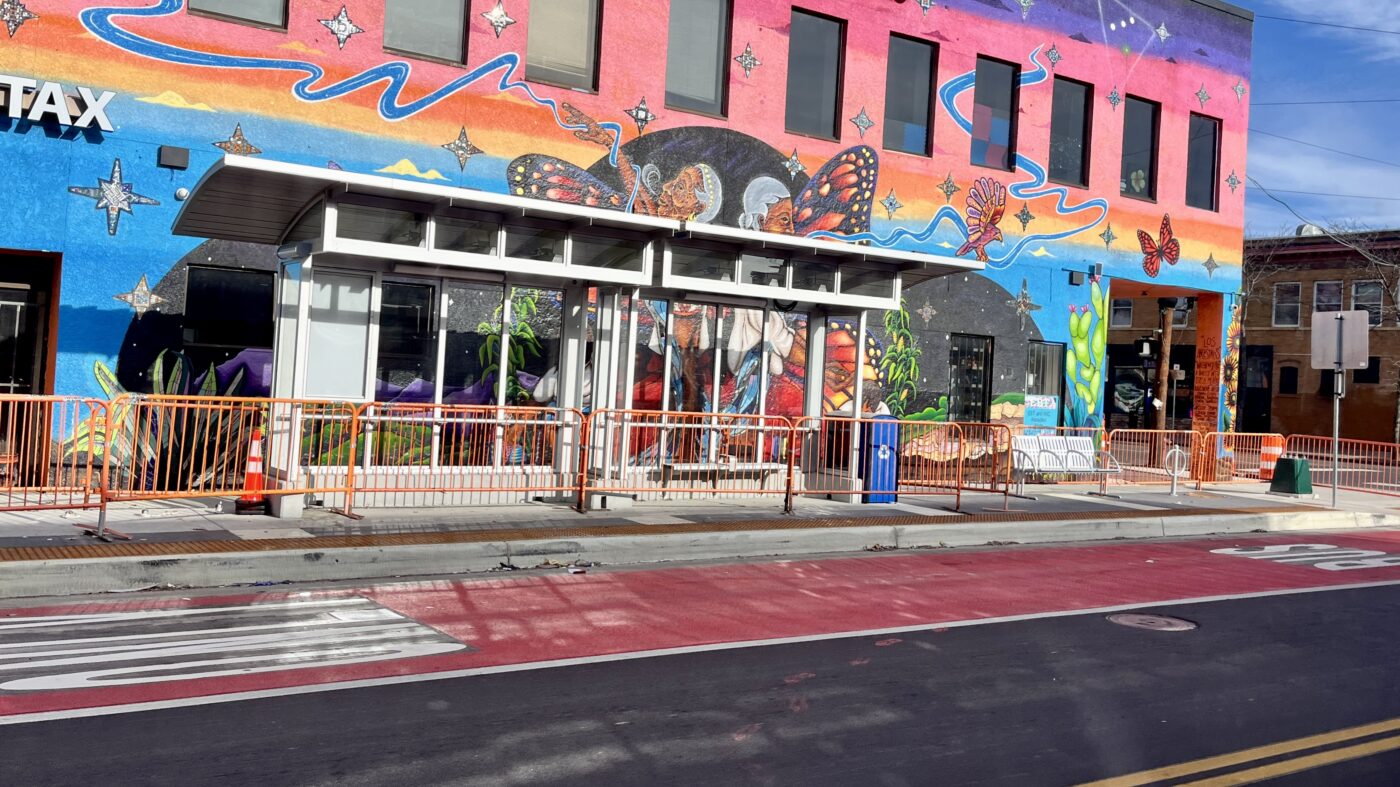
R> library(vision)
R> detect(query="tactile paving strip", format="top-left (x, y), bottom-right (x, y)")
top-left (0, 505), bottom-right (1304, 562)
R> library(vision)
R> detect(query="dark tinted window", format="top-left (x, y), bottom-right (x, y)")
top-left (526, 0), bottom-right (601, 90)
top-left (385, 0), bottom-right (466, 62)
top-left (1121, 96), bottom-right (1159, 199)
top-left (183, 266), bottom-right (275, 371)
top-left (1049, 77), bottom-right (1090, 186)
top-left (971, 57), bottom-right (1017, 170)
top-left (189, 0), bottom-right (285, 26)
top-left (1186, 114), bottom-right (1220, 210)
top-left (785, 10), bottom-right (844, 138)
top-left (666, 0), bottom-right (729, 115)
top-left (1355, 357), bottom-right (1381, 385)
top-left (883, 35), bottom-right (935, 155)
top-left (375, 281), bottom-right (438, 403)
top-left (1279, 365), bottom-right (1298, 395)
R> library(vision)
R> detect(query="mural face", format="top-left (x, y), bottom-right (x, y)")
top-left (1, 0), bottom-right (1248, 432)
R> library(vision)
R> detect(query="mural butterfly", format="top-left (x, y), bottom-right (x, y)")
top-left (1137, 214), bottom-right (1181, 278)
top-left (508, 104), bottom-right (876, 237)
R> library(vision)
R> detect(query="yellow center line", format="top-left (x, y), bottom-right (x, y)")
top-left (1077, 717), bottom-right (1400, 787)
top-left (1179, 733), bottom-right (1400, 786)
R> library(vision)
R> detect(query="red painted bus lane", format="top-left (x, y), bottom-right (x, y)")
top-left (5, 530), bottom-right (1400, 721)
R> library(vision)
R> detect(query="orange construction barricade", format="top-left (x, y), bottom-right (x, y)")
top-left (1259, 435), bottom-right (1285, 481)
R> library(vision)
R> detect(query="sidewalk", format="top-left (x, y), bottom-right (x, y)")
top-left (1, 482), bottom-right (1396, 598)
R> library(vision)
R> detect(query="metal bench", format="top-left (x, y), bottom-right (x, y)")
top-left (1011, 434), bottom-right (1121, 495)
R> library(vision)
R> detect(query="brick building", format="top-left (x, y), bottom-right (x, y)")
top-left (1236, 228), bottom-right (1400, 440)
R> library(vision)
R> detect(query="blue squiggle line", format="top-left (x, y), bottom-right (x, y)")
top-left (857, 45), bottom-right (1109, 269)
top-left (80, 0), bottom-right (644, 208)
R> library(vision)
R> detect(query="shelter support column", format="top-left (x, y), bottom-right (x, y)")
top-left (1192, 292), bottom-right (1226, 435)
top-left (556, 285), bottom-right (591, 480)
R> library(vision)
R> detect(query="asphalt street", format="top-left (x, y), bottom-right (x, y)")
top-left (6, 583), bottom-right (1400, 786)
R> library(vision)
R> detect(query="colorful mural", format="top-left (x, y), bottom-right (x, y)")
top-left (0, 0), bottom-right (1249, 431)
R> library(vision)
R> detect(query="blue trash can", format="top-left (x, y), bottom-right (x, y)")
top-left (860, 415), bottom-right (899, 503)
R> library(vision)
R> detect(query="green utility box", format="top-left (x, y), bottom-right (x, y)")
top-left (1269, 457), bottom-right (1313, 496)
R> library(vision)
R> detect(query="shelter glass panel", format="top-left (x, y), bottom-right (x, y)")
top-left (375, 281), bottom-right (438, 403)
top-left (436, 215), bottom-right (499, 256)
top-left (305, 271), bottom-right (372, 400)
top-left (443, 282), bottom-right (505, 405)
top-left (504, 223), bottom-right (566, 264)
top-left (573, 234), bottom-right (647, 272)
top-left (337, 202), bottom-right (426, 247)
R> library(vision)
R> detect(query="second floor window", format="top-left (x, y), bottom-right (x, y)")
top-left (1049, 77), bottom-right (1091, 186)
top-left (666, 0), bottom-right (729, 115)
top-left (1354, 280), bottom-right (1384, 326)
top-left (883, 35), bottom-right (936, 155)
top-left (971, 57), bottom-right (1018, 170)
top-left (1185, 114), bottom-right (1221, 211)
top-left (1273, 282), bottom-right (1301, 327)
top-left (385, 0), bottom-right (466, 62)
top-left (785, 10), bottom-right (845, 139)
top-left (189, 0), bottom-right (286, 27)
top-left (1120, 96), bottom-right (1159, 199)
top-left (526, 0), bottom-right (601, 91)
top-left (1315, 280), bottom-right (1343, 313)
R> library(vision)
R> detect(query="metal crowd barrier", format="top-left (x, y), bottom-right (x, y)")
top-left (1284, 434), bottom-right (1400, 498)
top-left (790, 417), bottom-right (963, 509)
top-left (1105, 429), bottom-right (1200, 485)
top-left (0, 395), bottom-right (107, 512)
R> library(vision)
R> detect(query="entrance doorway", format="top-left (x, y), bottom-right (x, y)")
top-left (0, 253), bottom-right (57, 395)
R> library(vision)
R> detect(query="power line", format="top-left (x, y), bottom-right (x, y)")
top-left (1256, 14), bottom-right (1400, 36)
top-left (1248, 176), bottom-right (1397, 269)
top-left (1249, 128), bottom-right (1400, 170)
top-left (1265, 186), bottom-right (1400, 201)
top-left (1254, 98), bottom-right (1400, 107)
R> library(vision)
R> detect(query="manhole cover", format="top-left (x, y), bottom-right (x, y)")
top-left (1106, 613), bottom-right (1198, 632)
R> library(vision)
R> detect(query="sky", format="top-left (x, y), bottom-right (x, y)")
top-left (1244, 1), bottom-right (1400, 237)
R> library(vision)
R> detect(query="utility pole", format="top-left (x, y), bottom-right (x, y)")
top-left (1154, 298), bottom-right (1176, 432)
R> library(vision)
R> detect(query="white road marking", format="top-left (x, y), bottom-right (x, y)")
top-left (6, 578), bottom-right (1400, 726)
top-left (1041, 492), bottom-right (1160, 511)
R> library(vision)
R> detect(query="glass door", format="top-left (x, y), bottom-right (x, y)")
top-left (0, 291), bottom-right (42, 395)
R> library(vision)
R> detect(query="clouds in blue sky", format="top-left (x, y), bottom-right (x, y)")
top-left (1244, 1), bottom-right (1400, 236)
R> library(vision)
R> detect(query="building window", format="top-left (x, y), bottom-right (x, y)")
top-left (1185, 114), bottom-right (1221, 211)
top-left (883, 35), bottom-right (936, 155)
top-left (384, 0), bottom-right (466, 62)
top-left (970, 57), bottom-right (1018, 170)
top-left (1110, 298), bottom-right (1133, 328)
top-left (1314, 280), bottom-right (1343, 313)
top-left (665, 0), bottom-right (729, 115)
top-left (1048, 77), bottom-right (1091, 187)
top-left (188, 0), bottom-right (286, 27)
top-left (1278, 364), bottom-right (1299, 395)
top-left (183, 266), bottom-right (275, 373)
top-left (784, 10), bottom-right (845, 139)
top-left (948, 334), bottom-right (993, 423)
top-left (526, 0), bottom-right (601, 91)
top-left (1272, 282), bottom-right (1301, 327)
top-left (1319, 369), bottom-right (1337, 397)
top-left (1172, 298), bottom-right (1192, 328)
top-left (1354, 280), bottom-right (1384, 326)
top-left (1354, 356), bottom-right (1381, 385)
top-left (1120, 96), bottom-right (1159, 199)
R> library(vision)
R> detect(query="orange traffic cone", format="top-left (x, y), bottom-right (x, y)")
top-left (236, 426), bottom-right (268, 515)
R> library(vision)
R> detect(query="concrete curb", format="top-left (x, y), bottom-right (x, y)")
top-left (3, 508), bottom-right (1396, 598)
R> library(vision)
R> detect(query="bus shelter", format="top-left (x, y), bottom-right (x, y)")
top-left (173, 156), bottom-right (983, 515)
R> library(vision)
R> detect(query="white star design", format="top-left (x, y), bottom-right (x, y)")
top-left (623, 97), bottom-right (657, 133)
top-left (68, 159), bottom-right (160, 236)
top-left (0, 0), bottom-right (38, 37)
top-left (1202, 253), bottom-right (1220, 278)
top-left (783, 149), bottom-right (805, 179)
top-left (480, 0), bottom-right (515, 38)
top-left (918, 300), bottom-right (937, 324)
top-left (1154, 22), bottom-right (1171, 43)
top-left (916, 0), bottom-right (935, 14)
top-left (849, 107), bottom-right (875, 138)
top-left (441, 127), bottom-right (484, 171)
top-left (734, 44), bottom-right (761, 78)
top-left (114, 274), bottom-right (165, 317)
top-left (881, 190), bottom-right (903, 219)
top-left (1195, 85), bottom-right (1211, 108)
top-left (1232, 80), bottom-right (1247, 103)
top-left (319, 6), bottom-right (364, 50)
top-left (1018, 0), bottom-right (1034, 19)
top-left (1008, 279), bottom-right (1042, 330)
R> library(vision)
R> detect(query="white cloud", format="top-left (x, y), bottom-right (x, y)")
top-left (1261, 0), bottom-right (1400, 61)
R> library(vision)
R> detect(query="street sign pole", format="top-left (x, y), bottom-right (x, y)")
top-left (1333, 314), bottom-right (1344, 509)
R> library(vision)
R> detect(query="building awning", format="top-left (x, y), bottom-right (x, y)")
top-left (175, 155), bottom-right (984, 283)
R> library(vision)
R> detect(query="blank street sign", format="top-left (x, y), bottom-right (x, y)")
top-left (1311, 310), bottom-right (1370, 370)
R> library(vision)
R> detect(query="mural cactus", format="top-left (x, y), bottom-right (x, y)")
top-left (1065, 280), bottom-right (1109, 430)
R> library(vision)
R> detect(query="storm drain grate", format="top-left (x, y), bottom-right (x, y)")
top-left (1106, 613), bottom-right (1198, 632)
